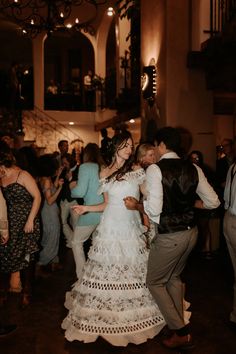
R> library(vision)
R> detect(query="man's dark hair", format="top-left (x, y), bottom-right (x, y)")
top-left (37, 154), bottom-right (59, 177)
top-left (155, 127), bottom-right (181, 153)
top-left (58, 140), bottom-right (68, 149)
top-left (101, 128), bottom-right (108, 137)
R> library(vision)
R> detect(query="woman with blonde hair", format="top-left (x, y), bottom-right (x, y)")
top-left (135, 143), bottom-right (156, 169)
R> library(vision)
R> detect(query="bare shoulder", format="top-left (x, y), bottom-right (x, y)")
top-left (18, 170), bottom-right (38, 192)
top-left (132, 163), bottom-right (142, 171)
top-left (18, 170), bottom-right (34, 182)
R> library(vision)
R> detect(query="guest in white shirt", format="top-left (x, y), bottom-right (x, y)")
top-left (223, 137), bottom-right (236, 329)
top-left (83, 70), bottom-right (94, 110)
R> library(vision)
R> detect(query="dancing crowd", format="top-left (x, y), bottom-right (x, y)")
top-left (0, 127), bottom-right (236, 351)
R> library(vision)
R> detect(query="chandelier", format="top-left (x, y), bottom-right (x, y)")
top-left (0, 0), bottom-right (107, 37)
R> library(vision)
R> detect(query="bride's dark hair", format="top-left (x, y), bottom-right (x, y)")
top-left (107, 130), bottom-right (135, 181)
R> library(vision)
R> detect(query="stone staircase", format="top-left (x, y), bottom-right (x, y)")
top-left (0, 106), bottom-right (83, 154)
top-left (22, 107), bottom-right (83, 153)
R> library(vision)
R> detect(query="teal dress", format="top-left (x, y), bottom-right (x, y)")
top-left (39, 186), bottom-right (60, 265)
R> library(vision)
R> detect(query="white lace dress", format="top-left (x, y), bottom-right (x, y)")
top-left (61, 169), bottom-right (165, 346)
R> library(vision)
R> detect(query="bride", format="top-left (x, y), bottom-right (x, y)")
top-left (61, 131), bottom-right (165, 346)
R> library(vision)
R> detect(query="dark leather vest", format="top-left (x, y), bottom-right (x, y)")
top-left (157, 158), bottom-right (199, 234)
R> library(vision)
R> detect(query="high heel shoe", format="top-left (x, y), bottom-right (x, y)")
top-left (20, 293), bottom-right (32, 308)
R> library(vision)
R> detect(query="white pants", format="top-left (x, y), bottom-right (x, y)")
top-left (72, 225), bottom-right (97, 281)
top-left (60, 199), bottom-right (78, 248)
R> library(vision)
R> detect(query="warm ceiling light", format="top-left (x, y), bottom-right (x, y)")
top-left (129, 119), bottom-right (135, 123)
top-left (69, 121), bottom-right (75, 125)
top-left (66, 23), bottom-right (72, 28)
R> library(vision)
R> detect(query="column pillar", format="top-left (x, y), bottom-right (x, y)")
top-left (32, 33), bottom-right (46, 110)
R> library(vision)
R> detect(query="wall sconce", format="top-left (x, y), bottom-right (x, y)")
top-left (141, 65), bottom-right (157, 104)
top-left (107, 7), bottom-right (115, 16)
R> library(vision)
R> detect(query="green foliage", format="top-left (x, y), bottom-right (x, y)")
top-left (116, 0), bottom-right (141, 92)
top-left (116, 0), bottom-right (140, 20)
top-left (115, 0), bottom-right (140, 42)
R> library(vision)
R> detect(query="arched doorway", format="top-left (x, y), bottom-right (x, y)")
top-left (0, 26), bottom-right (33, 133)
top-left (44, 31), bottom-right (95, 111)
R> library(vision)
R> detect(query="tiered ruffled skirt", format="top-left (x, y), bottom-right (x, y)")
top-left (62, 209), bottom-right (166, 346)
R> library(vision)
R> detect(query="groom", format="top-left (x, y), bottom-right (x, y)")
top-left (124, 126), bottom-right (220, 350)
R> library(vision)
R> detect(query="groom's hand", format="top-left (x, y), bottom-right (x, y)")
top-left (123, 196), bottom-right (139, 210)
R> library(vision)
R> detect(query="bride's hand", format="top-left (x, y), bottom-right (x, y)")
top-left (71, 205), bottom-right (88, 215)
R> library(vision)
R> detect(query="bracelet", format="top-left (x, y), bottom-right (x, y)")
top-left (0, 220), bottom-right (8, 229)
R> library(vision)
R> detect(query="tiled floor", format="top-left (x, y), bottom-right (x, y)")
top-left (1, 246), bottom-right (236, 354)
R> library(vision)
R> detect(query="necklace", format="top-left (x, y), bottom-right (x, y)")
top-left (115, 162), bottom-right (123, 170)
top-left (108, 160), bottom-right (124, 171)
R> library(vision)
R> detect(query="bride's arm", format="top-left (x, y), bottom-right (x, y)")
top-left (72, 192), bottom-right (108, 214)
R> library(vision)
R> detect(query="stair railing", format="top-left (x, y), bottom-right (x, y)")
top-left (23, 106), bottom-right (83, 153)
top-left (205, 0), bottom-right (236, 37)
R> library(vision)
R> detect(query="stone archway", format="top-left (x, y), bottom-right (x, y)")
top-left (44, 31), bottom-right (95, 111)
